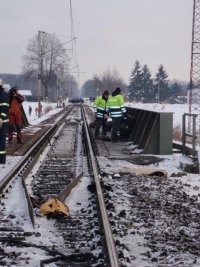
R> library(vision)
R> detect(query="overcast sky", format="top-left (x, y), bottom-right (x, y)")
top-left (0, 0), bottom-right (193, 87)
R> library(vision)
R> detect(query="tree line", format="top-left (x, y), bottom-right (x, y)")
top-left (82, 60), bottom-right (188, 103)
top-left (1, 31), bottom-right (187, 103)
top-left (81, 60), bottom-right (188, 103)
top-left (128, 60), bottom-right (187, 103)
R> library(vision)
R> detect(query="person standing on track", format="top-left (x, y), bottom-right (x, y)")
top-left (93, 90), bottom-right (110, 140)
top-left (106, 87), bottom-right (126, 142)
top-left (0, 79), bottom-right (9, 164)
top-left (35, 106), bottom-right (39, 116)
top-left (28, 105), bottom-right (32, 116)
top-left (8, 87), bottom-right (24, 144)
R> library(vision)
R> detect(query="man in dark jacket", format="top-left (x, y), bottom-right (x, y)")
top-left (0, 79), bottom-right (9, 164)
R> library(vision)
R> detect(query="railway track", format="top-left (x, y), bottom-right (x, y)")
top-left (0, 104), bottom-right (119, 267)
top-left (1, 103), bottom-right (200, 267)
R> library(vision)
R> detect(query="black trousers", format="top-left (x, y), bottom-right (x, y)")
top-left (111, 117), bottom-right (122, 141)
top-left (0, 123), bottom-right (7, 164)
top-left (95, 117), bottom-right (107, 137)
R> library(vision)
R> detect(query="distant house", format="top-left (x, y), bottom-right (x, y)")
top-left (18, 90), bottom-right (37, 102)
top-left (19, 90), bottom-right (32, 97)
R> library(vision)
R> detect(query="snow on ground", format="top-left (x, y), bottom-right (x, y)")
top-left (98, 156), bottom-right (200, 266)
top-left (1, 100), bottom-right (198, 206)
top-left (23, 101), bottom-right (61, 125)
top-left (1, 101), bottom-right (200, 266)
top-left (0, 101), bottom-right (61, 182)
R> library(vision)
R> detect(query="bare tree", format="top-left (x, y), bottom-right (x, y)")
top-left (81, 70), bottom-right (127, 98)
top-left (99, 69), bottom-right (127, 94)
top-left (22, 32), bottom-right (69, 100)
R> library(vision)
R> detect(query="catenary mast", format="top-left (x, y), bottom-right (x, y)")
top-left (189, 0), bottom-right (200, 140)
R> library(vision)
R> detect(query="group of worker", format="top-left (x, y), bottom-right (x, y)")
top-left (93, 87), bottom-right (127, 142)
top-left (0, 79), bottom-right (24, 165)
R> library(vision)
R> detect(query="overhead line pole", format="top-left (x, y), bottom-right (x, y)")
top-left (37, 30), bottom-right (46, 117)
top-left (69, 0), bottom-right (80, 96)
top-left (189, 0), bottom-right (200, 142)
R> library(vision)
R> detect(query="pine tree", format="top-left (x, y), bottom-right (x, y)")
top-left (128, 60), bottom-right (143, 101)
top-left (141, 64), bottom-right (153, 102)
top-left (170, 81), bottom-right (182, 98)
top-left (154, 65), bottom-right (169, 102)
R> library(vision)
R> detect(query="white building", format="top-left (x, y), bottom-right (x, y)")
top-left (19, 90), bottom-right (33, 101)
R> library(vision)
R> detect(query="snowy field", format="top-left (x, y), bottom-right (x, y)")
top-left (23, 101), bottom-right (61, 125)
top-left (126, 102), bottom-right (189, 130)
top-left (85, 99), bottom-right (189, 130)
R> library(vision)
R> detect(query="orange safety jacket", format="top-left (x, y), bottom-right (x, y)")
top-left (9, 94), bottom-right (24, 116)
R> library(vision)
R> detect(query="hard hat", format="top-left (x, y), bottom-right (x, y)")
top-left (3, 84), bottom-right (11, 92)
top-left (0, 79), bottom-right (4, 86)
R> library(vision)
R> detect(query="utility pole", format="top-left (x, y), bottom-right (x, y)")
top-left (56, 75), bottom-right (59, 107)
top-left (189, 0), bottom-right (200, 141)
top-left (38, 30), bottom-right (47, 117)
top-left (68, 75), bottom-right (71, 99)
top-left (38, 31), bottom-right (42, 118)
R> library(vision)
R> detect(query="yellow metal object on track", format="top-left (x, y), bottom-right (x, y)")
top-left (40, 197), bottom-right (70, 216)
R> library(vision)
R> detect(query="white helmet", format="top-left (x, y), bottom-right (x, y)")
top-left (3, 84), bottom-right (11, 92)
top-left (0, 79), bottom-right (4, 86)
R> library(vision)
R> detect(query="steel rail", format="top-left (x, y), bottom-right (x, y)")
top-left (0, 108), bottom-right (71, 192)
top-left (0, 125), bottom-right (56, 192)
top-left (82, 106), bottom-right (120, 267)
top-left (0, 106), bottom-right (74, 225)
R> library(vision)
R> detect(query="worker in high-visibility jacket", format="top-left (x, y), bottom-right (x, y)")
top-left (106, 87), bottom-right (126, 142)
top-left (0, 79), bottom-right (9, 164)
top-left (93, 90), bottom-right (110, 139)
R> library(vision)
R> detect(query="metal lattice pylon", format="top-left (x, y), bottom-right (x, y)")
top-left (189, 0), bottom-right (200, 141)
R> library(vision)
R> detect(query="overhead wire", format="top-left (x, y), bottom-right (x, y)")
top-left (69, 0), bottom-right (80, 89)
